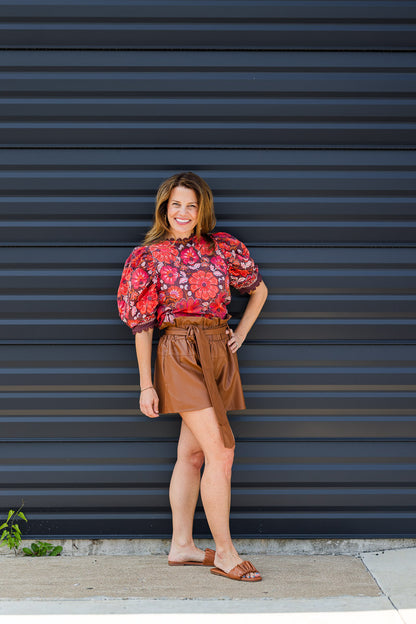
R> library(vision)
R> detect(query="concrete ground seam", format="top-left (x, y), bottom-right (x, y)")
top-left (358, 552), bottom-right (404, 623)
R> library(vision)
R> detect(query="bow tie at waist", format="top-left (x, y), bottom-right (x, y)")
top-left (162, 320), bottom-right (235, 449)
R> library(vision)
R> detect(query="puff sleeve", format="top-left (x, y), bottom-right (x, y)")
top-left (117, 246), bottom-right (159, 334)
top-left (214, 232), bottom-right (263, 294)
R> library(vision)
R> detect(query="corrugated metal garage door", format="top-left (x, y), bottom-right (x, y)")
top-left (1, 1), bottom-right (416, 538)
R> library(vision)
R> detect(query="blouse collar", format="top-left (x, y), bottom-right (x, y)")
top-left (164, 233), bottom-right (197, 244)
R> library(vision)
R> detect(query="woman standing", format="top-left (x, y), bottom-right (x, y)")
top-left (117, 172), bottom-right (268, 582)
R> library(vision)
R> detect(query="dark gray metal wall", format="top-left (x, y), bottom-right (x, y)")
top-left (1, 1), bottom-right (416, 538)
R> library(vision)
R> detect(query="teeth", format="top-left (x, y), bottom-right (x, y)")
top-left (176, 218), bottom-right (190, 223)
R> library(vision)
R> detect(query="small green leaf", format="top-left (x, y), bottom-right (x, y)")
top-left (0, 522), bottom-right (8, 530)
top-left (22, 548), bottom-right (33, 556)
top-left (50, 546), bottom-right (63, 556)
top-left (17, 512), bottom-right (27, 522)
top-left (6, 510), bottom-right (14, 522)
top-left (31, 542), bottom-right (39, 554)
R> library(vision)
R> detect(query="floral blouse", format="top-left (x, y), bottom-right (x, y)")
top-left (117, 231), bottom-right (262, 334)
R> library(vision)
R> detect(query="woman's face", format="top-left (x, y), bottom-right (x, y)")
top-left (166, 186), bottom-right (199, 239)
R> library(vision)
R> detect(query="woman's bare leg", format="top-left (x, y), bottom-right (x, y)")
top-left (179, 406), bottom-right (260, 579)
top-left (168, 419), bottom-right (207, 563)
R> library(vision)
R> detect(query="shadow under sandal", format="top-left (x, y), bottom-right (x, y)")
top-left (168, 547), bottom-right (216, 567)
top-left (210, 560), bottom-right (262, 582)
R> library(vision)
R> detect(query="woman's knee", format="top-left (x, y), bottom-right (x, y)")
top-left (205, 446), bottom-right (235, 479)
top-left (178, 447), bottom-right (205, 471)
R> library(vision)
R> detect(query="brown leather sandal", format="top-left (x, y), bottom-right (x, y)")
top-left (168, 547), bottom-right (216, 567)
top-left (210, 560), bottom-right (262, 582)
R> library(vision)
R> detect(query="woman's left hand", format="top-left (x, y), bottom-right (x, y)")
top-left (226, 328), bottom-right (245, 353)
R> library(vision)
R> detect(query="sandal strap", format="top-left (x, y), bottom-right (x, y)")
top-left (232, 560), bottom-right (259, 579)
top-left (202, 548), bottom-right (216, 566)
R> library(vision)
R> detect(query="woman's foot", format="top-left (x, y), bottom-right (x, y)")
top-left (213, 551), bottom-right (261, 580)
top-left (168, 544), bottom-right (208, 565)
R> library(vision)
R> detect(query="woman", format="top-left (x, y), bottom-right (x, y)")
top-left (117, 172), bottom-right (268, 582)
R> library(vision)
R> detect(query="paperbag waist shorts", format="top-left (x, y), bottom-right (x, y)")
top-left (153, 315), bottom-right (246, 448)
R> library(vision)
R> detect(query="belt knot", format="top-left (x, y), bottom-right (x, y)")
top-left (185, 324), bottom-right (198, 343)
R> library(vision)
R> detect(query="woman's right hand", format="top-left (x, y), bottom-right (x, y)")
top-left (139, 387), bottom-right (160, 418)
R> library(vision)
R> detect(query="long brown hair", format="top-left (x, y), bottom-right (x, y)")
top-left (143, 172), bottom-right (216, 246)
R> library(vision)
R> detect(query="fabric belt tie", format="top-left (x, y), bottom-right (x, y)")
top-left (163, 322), bottom-right (235, 449)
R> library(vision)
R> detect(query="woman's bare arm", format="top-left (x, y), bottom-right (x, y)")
top-left (134, 328), bottom-right (159, 418)
top-left (227, 280), bottom-right (268, 353)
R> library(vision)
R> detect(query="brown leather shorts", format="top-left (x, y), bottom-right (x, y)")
top-left (153, 315), bottom-right (246, 448)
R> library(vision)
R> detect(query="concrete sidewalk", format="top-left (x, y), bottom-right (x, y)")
top-left (0, 547), bottom-right (415, 623)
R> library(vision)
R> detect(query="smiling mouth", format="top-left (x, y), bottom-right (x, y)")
top-left (175, 218), bottom-right (191, 224)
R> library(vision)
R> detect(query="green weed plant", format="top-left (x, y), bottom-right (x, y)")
top-left (1, 503), bottom-right (62, 556)
top-left (0, 503), bottom-right (28, 555)
top-left (23, 540), bottom-right (63, 557)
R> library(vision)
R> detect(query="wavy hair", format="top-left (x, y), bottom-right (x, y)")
top-left (143, 172), bottom-right (216, 247)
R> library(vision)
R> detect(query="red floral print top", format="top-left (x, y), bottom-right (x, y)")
top-left (117, 231), bottom-right (262, 334)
